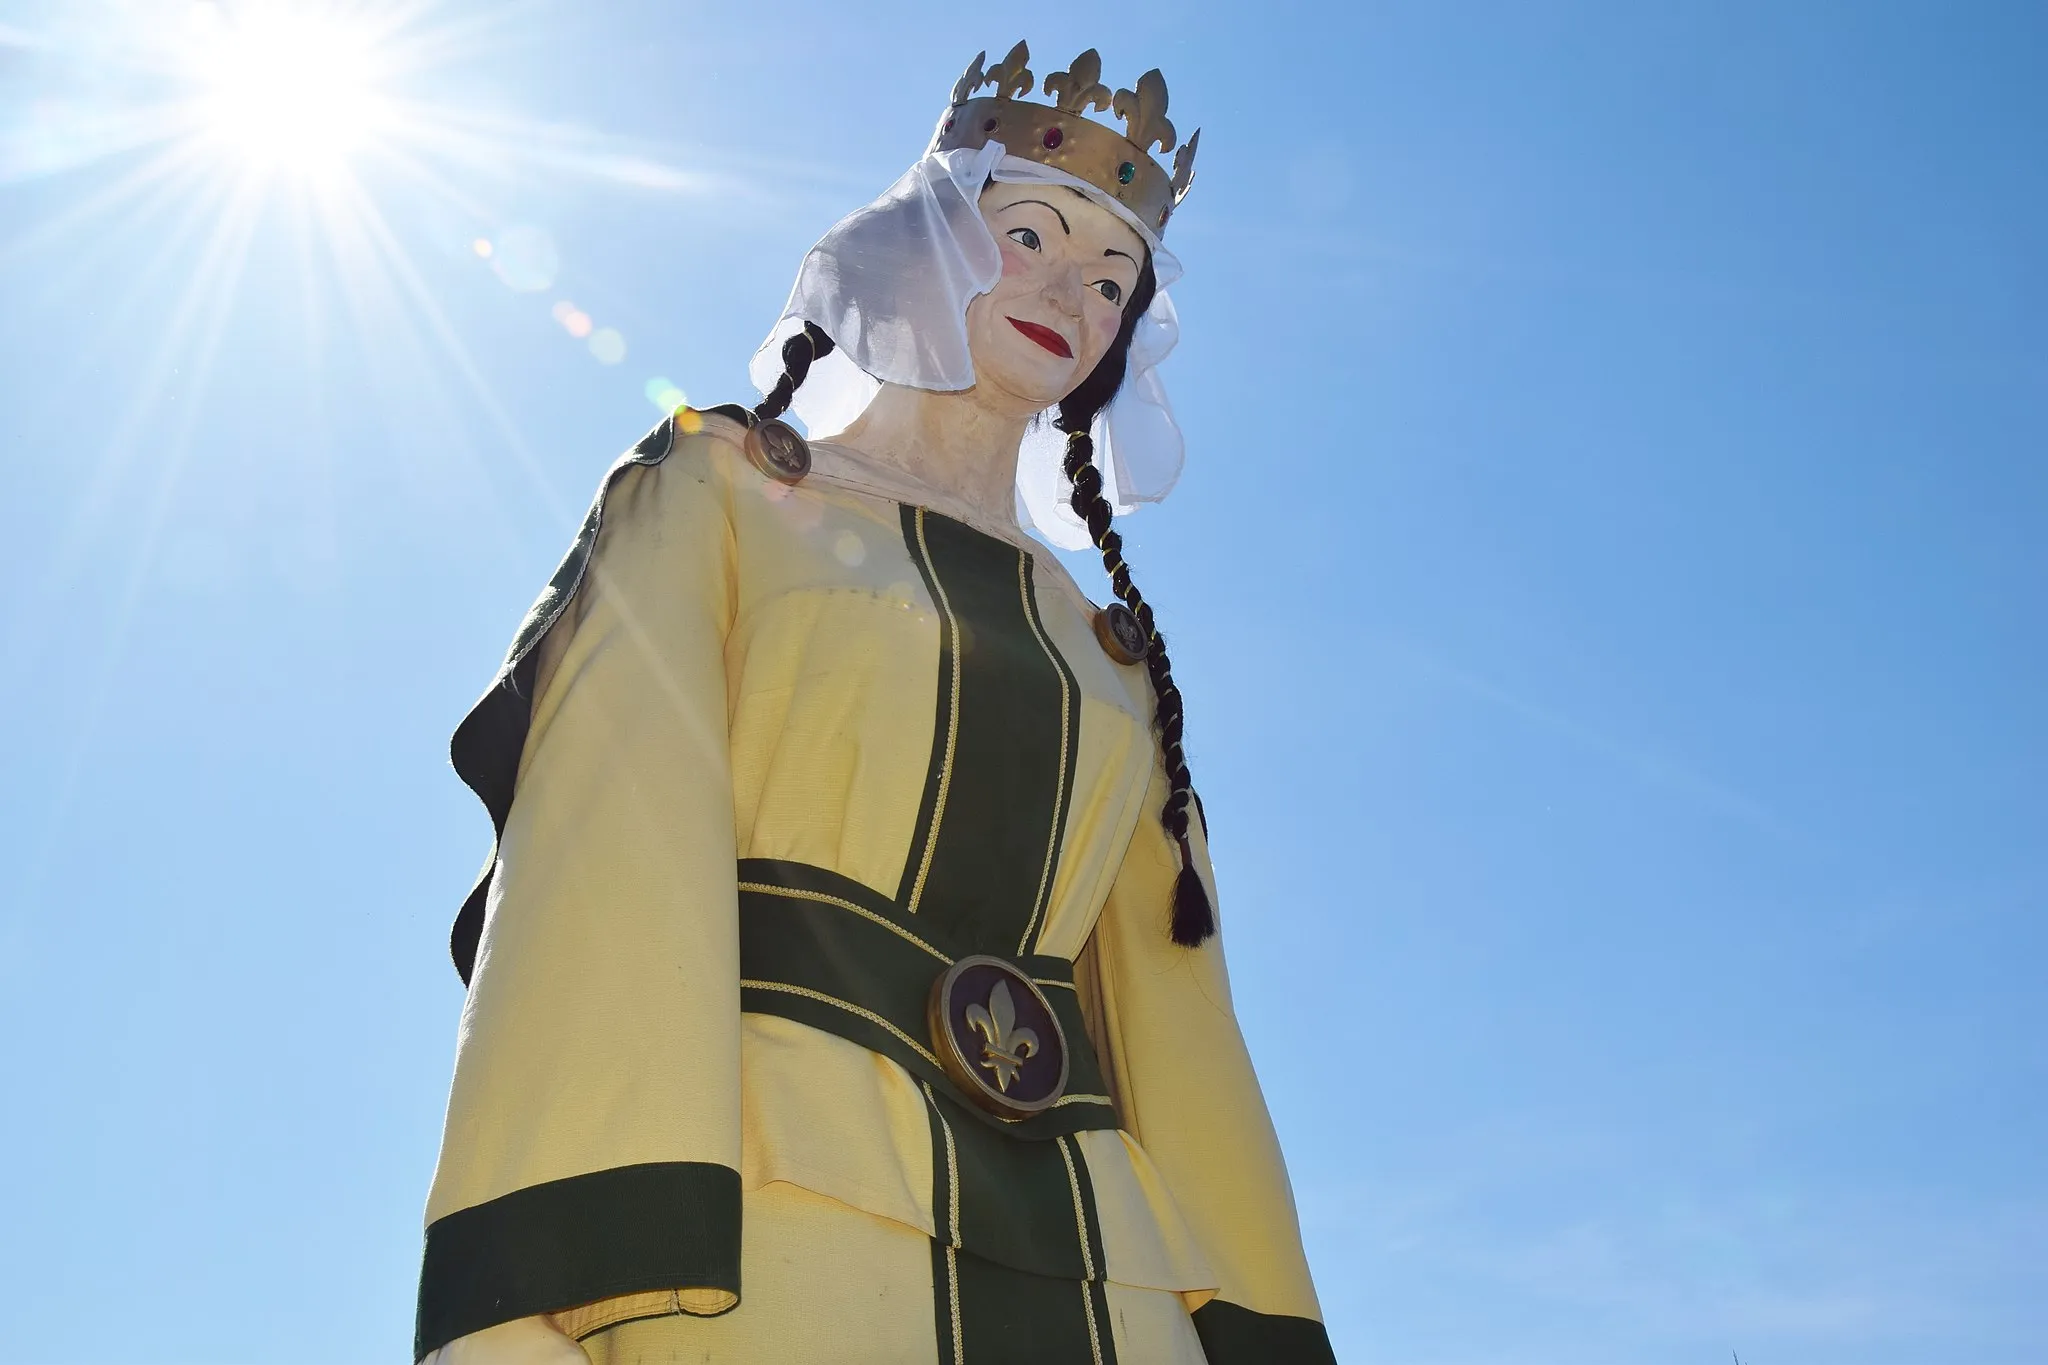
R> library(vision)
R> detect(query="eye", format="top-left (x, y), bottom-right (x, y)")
top-left (1094, 279), bottom-right (1124, 305)
top-left (1006, 226), bottom-right (1042, 251)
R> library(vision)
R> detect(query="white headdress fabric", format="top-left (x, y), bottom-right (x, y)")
top-left (751, 144), bottom-right (1186, 551)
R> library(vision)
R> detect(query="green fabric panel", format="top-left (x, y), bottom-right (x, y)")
top-left (895, 506), bottom-right (1077, 953)
top-left (414, 1160), bottom-right (740, 1360)
top-left (1065, 1133), bottom-right (1110, 1279)
top-left (1015, 549), bottom-right (1081, 954)
top-left (1065, 1132), bottom-right (1120, 1364)
top-left (1190, 1299), bottom-right (1339, 1364)
top-left (736, 883), bottom-right (940, 1048)
top-left (955, 1247), bottom-right (1112, 1364)
top-left (740, 857), bottom-right (908, 924)
top-left (735, 860), bottom-right (1117, 1140)
top-left (935, 1087), bottom-right (1090, 1282)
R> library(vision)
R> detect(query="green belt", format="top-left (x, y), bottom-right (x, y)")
top-left (736, 858), bottom-right (1120, 1139)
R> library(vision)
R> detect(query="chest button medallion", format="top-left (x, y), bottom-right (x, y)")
top-left (1093, 603), bottom-right (1149, 665)
top-left (745, 417), bottom-right (812, 484)
top-left (927, 955), bottom-right (1070, 1120)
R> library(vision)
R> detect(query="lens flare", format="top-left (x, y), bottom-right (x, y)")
top-left (488, 224), bottom-right (558, 292)
top-left (645, 377), bottom-right (688, 413)
top-left (551, 300), bottom-right (594, 337)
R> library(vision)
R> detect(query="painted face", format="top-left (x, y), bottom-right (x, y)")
top-left (965, 181), bottom-right (1147, 411)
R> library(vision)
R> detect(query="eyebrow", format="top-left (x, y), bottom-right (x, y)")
top-left (1006, 198), bottom-right (1071, 234)
top-left (1010, 194), bottom-right (1141, 270)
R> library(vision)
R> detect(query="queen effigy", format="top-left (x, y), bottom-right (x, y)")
top-left (415, 41), bottom-right (1336, 1365)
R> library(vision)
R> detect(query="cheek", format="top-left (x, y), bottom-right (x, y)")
top-left (1078, 300), bottom-right (1124, 368)
top-left (996, 240), bottom-right (1037, 281)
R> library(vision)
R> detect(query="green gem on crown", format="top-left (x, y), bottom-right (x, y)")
top-left (1117, 161), bottom-right (1136, 184)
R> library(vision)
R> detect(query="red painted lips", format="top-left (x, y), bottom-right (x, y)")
top-left (1006, 316), bottom-right (1073, 358)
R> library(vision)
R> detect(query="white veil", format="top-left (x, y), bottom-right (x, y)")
top-left (750, 142), bottom-right (1187, 550)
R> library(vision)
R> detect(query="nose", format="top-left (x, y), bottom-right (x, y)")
top-left (1044, 262), bottom-right (1085, 318)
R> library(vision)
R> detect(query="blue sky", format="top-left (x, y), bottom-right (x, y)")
top-left (1, 2), bottom-right (2042, 1362)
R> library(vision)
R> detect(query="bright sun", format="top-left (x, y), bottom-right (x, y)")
top-left (185, 3), bottom-right (390, 174)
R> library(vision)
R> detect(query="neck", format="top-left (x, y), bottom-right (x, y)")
top-left (830, 382), bottom-right (1039, 528)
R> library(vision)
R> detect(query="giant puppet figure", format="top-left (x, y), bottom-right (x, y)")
top-left (416, 42), bottom-right (1336, 1365)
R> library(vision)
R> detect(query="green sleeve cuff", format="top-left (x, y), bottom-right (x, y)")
top-left (414, 1160), bottom-right (741, 1360)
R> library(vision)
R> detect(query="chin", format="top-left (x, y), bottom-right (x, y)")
top-left (987, 352), bottom-right (1080, 408)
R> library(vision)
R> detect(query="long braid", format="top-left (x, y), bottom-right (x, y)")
top-left (1054, 258), bottom-right (1215, 947)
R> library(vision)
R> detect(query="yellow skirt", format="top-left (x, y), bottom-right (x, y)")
top-left (578, 1180), bottom-right (1208, 1365)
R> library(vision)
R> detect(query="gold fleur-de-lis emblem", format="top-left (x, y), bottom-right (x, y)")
top-left (986, 40), bottom-right (1034, 101)
top-left (1044, 49), bottom-right (1111, 114)
top-left (965, 979), bottom-right (1040, 1093)
top-left (1113, 68), bottom-right (1177, 155)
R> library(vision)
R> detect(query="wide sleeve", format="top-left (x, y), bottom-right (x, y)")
top-left (1080, 774), bottom-right (1339, 1364)
top-left (415, 431), bottom-right (746, 1360)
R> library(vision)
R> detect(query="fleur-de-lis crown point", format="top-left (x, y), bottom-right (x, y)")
top-left (950, 51), bottom-right (988, 107)
top-left (1044, 49), bottom-right (1112, 114)
top-left (987, 40), bottom-right (1034, 101)
top-left (1171, 128), bottom-right (1201, 202)
top-left (1113, 68), bottom-right (1177, 155)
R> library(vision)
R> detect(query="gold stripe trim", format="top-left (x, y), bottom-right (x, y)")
top-left (925, 1079), bottom-right (965, 1365)
top-left (922, 1081), bottom-right (962, 1249)
top-left (1055, 1136), bottom-right (1098, 1282)
top-left (945, 1243), bottom-right (963, 1362)
top-left (1033, 976), bottom-right (1077, 990)
top-left (1053, 1092), bottom-right (1114, 1108)
top-left (738, 880), bottom-right (953, 964)
top-left (1014, 551), bottom-right (1073, 956)
top-left (906, 508), bottom-right (961, 916)
top-left (740, 979), bottom-right (942, 1070)
top-left (1057, 1135), bottom-right (1107, 1364)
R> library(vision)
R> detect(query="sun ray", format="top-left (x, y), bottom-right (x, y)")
top-left (9, 161), bottom-right (269, 905)
top-left (0, 136), bottom-right (213, 265)
top-left (25, 162), bottom-right (267, 612)
top-left (334, 170), bottom-right (578, 521)
top-left (4, 0), bottom-right (799, 901)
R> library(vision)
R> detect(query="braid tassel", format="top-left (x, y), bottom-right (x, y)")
top-left (1171, 834), bottom-right (1215, 947)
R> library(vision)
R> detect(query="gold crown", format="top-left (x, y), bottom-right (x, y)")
top-left (929, 41), bottom-right (1199, 238)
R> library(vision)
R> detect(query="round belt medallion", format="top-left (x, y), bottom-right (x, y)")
top-left (926, 955), bottom-right (1069, 1120)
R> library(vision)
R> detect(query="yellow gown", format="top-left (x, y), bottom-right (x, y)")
top-left (416, 411), bottom-right (1334, 1363)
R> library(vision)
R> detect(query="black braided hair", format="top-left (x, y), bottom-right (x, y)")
top-left (754, 322), bottom-right (835, 423)
top-left (1054, 257), bottom-right (1215, 947)
top-left (704, 322), bottom-right (838, 431)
